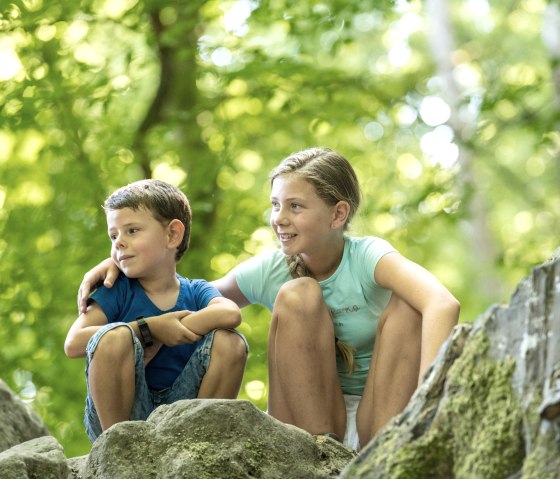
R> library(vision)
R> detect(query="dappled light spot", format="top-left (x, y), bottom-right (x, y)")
top-left (525, 155), bottom-right (546, 177)
top-left (16, 130), bottom-right (45, 163)
top-left (419, 96), bottom-right (451, 127)
top-left (373, 213), bottom-right (397, 234)
top-left (211, 253), bottom-right (238, 275)
top-left (13, 181), bottom-right (53, 206)
top-left (394, 104), bottom-right (417, 126)
top-left (153, 162), bottom-right (187, 186)
top-left (420, 126), bottom-right (458, 168)
top-left (234, 150), bottom-right (262, 172)
top-left (0, 130), bottom-right (16, 162)
top-left (36, 24), bottom-right (57, 42)
top-left (35, 229), bottom-right (61, 253)
top-left (234, 171), bottom-right (255, 190)
top-left (63, 19), bottom-right (89, 45)
top-left (217, 168), bottom-right (235, 190)
top-left (501, 64), bottom-right (537, 87)
top-left (244, 227), bottom-right (276, 254)
top-left (397, 153), bottom-right (423, 180)
top-left (513, 211), bottom-right (533, 234)
top-left (0, 45), bottom-right (23, 81)
top-left (494, 100), bottom-right (517, 120)
top-left (244, 380), bottom-right (266, 401)
top-left (97, 0), bottom-right (139, 20)
top-left (211, 47), bottom-right (233, 67)
top-left (74, 43), bottom-right (106, 68)
top-left (363, 121), bottom-right (384, 141)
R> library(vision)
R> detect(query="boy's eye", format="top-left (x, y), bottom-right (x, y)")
top-left (110, 234), bottom-right (117, 241)
top-left (129, 227), bottom-right (139, 234)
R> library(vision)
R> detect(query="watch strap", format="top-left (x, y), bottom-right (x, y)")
top-left (136, 316), bottom-right (154, 347)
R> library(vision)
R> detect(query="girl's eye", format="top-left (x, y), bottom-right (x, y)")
top-left (291, 203), bottom-right (301, 209)
top-left (271, 202), bottom-right (280, 210)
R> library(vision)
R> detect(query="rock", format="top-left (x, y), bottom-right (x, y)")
top-left (0, 436), bottom-right (69, 479)
top-left (341, 250), bottom-right (560, 478)
top-left (82, 399), bottom-right (355, 479)
top-left (0, 378), bottom-right (50, 453)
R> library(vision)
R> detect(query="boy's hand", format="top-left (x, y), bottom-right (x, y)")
top-left (78, 258), bottom-right (120, 314)
top-left (148, 311), bottom-right (202, 346)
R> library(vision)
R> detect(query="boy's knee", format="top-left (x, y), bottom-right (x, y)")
top-left (211, 330), bottom-right (247, 362)
top-left (94, 326), bottom-right (134, 359)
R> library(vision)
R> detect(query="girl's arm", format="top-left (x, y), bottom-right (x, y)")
top-left (374, 252), bottom-right (460, 381)
top-left (211, 270), bottom-right (251, 308)
top-left (64, 303), bottom-right (109, 359)
top-left (78, 258), bottom-right (120, 314)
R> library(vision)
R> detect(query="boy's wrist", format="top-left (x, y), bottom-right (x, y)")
top-left (136, 317), bottom-right (154, 347)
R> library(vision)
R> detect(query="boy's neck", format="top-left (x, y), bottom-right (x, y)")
top-left (138, 270), bottom-right (180, 311)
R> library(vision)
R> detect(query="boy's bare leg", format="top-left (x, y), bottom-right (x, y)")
top-left (88, 326), bottom-right (136, 431)
top-left (197, 330), bottom-right (247, 399)
top-left (356, 295), bottom-right (421, 446)
top-left (268, 278), bottom-right (346, 440)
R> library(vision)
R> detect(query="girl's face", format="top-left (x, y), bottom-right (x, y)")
top-left (269, 175), bottom-right (340, 257)
top-left (106, 207), bottom-right (173, 279)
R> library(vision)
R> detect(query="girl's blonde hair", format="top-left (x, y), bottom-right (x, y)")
top-left (269, 147), bottom-right (361, 374)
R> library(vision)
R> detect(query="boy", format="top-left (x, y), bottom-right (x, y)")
top-left (65, 179), bottom-right (247, 442)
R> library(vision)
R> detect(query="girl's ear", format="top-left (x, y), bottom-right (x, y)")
top-left (167, 219), bottom-right (185, 248)
top-left (331, 201), bottom-right (350, 229)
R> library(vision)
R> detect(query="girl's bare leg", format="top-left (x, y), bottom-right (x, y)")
top-left (356, 294), bottom-right (422, 446)
top-left (197, 329), bottom-right (247, 398)
top-left (88, 326), bottom-right (136, 431)
top-left (268, 277), bottom-right (346, 440)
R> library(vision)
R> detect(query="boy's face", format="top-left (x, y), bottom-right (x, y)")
top-left (107, 206), bottom-right (172, 279)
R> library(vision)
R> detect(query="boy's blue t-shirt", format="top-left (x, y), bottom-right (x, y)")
top-left (89, 272), bottom-right (221, 390)
top-left (233, 236), bottom-right (396, 396)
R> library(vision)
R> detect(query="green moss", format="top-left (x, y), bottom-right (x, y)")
top-left (351, 330), bottom-right (525, 479)
top-left (521, 429), bottom-right (560, 479)
top-left (443, 332), bottom-right (524, 479)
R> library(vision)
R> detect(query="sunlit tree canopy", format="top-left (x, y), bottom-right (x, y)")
top-left (1, 0), bottom-right (558, 456)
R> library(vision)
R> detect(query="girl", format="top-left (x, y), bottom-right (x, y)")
top-left (78, 147), bottom-right (460, 450)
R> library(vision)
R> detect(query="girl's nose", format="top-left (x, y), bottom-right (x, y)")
top-left (272, 207), bottom-right (289, 226)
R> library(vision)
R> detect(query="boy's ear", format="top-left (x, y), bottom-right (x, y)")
top-left (331, 201), bottom-right (350, 229)
top-left (167, 219), bottom-right (185, 247)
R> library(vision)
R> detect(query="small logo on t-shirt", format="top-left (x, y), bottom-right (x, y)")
top-left (330, 305), bottom-right (360, 316)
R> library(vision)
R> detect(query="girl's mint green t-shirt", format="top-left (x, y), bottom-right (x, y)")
top-left (233, 236), bottom-right (395, 395)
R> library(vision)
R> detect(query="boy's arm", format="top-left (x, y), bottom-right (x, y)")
top-left (64, 302), bottom-right (109, 359)
top-left (179, 297), bottom-right (241, 335)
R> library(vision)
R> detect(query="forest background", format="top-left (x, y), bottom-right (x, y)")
top-left (1, 0), bottom-right (559, 458)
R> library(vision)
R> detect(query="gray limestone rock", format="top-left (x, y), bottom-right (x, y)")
top-left (0, 378), bottom-right (50, 453)
top-left (341, 250), bottom-right (560, 478)
top-left (82, 399), bottom-right (355, 479)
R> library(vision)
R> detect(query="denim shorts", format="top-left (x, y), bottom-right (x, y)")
top-left (84, 322), bottom-right (247, 443)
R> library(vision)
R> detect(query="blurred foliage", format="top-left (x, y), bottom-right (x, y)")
top-left (0, 0), bottom-right (558, 457)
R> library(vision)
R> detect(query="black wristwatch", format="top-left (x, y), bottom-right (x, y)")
top-left (136, 317), bottom-right (154, 347)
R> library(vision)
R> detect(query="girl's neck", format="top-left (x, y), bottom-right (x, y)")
top-left (302, 236), bottom-right (345, 281)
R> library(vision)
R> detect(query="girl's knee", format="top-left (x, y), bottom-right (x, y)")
top-left (378, 295), bottom-right (421, 335)
top-left (275, 277), bottom-right (324, 313)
